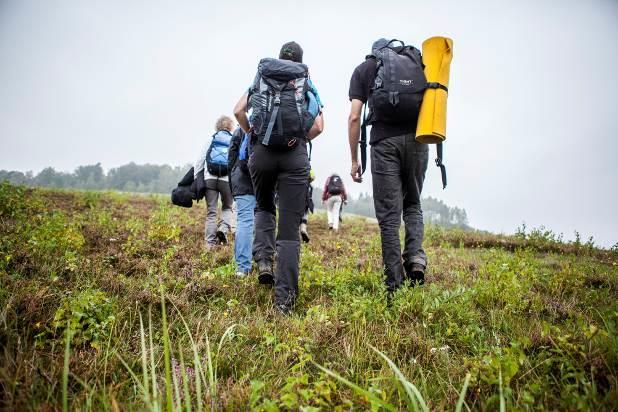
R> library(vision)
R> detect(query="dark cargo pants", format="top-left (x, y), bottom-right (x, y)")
top-left (371, 133), bottom-right (429, 291)
top-left (249, 141), bottom-right (310, 308)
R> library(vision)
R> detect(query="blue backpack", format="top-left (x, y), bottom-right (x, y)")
top-left (206, 130), bottom-right (232, 177)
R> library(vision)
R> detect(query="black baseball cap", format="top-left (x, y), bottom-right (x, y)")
top-left (279, 41), bottom-right (303, 63)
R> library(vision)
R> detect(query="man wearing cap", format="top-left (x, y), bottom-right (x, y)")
top-left (233, 41), bottom-right (324, 314)
top-left (347, 38), bottom-right (429, 294)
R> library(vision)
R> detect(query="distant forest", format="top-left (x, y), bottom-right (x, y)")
top-left (1, 163), bottom-right (470, 229)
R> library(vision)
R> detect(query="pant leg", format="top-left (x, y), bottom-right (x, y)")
top-left (371, 136), bottom-right (404, 292)
top-left (249, 143), bottom-right (277, 264)
top-left (331, 196), bottom-right (342, 230)
top-left (274, 143), bottom-right (310, 307)
top-left (204, 185), bottom-right (220, 244)
top-left (216, 179), bottom-right (234, 233)
top-left (402, 135), bottom-right (429, 269)
top-left (326, 197), bottom-right (334, 226)
top-left (234, 194), bottom-right (256, 273)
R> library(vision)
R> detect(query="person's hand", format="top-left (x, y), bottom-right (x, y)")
top-left (351, 161), bottom-right (363, 183)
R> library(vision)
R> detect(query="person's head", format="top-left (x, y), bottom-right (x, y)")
top-left (279, 41), bottom-right (303, 63)
top-left (215, 115), bottom-right (234, 133)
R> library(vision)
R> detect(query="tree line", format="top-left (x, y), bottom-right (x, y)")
top-left (1, 163), bottom-right (470, 229)
top-left (0, 163), bottom-right (189, 194)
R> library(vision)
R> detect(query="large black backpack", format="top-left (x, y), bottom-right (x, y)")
top-left (368, 39), bottom-right (427, 125)
top-left (360, 39), bottom-right (447, 188)
top-left (248, 58), bottom-right (314, 149)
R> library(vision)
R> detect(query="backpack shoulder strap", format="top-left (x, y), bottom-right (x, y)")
top-left (360, 102), bottom-right (368, 175)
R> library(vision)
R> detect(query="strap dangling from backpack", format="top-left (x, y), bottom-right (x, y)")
top-left (435, 143), bottom-right (447, 189)
top-left (360, 102), bottom-right (368, 175)
top-left (262, 92), bottom-right (281, 146)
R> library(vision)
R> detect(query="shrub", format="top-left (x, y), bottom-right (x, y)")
top-left (46, 289), bottom-right (116, 350)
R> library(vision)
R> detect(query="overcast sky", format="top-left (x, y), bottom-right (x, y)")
top-left (1, 0), bottom-right (617, 247)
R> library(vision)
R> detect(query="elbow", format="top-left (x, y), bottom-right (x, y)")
top-left (348, 114), bottom-right (360, 126)
top-left (233, 106), bottom-right (244, 122)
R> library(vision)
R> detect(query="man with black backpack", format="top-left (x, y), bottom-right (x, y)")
top-left (233, 41), bottom-right (324, 314)
top-left (347, 39), bottom-right (430, 292)
top-left (195, 115), bottom-right (235, 248)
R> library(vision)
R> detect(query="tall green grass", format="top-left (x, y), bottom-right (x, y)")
top-left (115, 288), bottom-right (237, 411)
top-left (316, 345), bottom-right (472, 411)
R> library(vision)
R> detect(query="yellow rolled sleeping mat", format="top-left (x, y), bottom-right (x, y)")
top-left (415, 36), bottom-right (453, 144)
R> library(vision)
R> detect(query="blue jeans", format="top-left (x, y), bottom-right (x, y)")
top-left (234, 194), bottom-right (256, 273)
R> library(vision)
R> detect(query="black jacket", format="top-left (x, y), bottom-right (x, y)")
top-left (171, 167), bottom-right (203, 207)
top-left (228, 128), bottom-right (254, 197)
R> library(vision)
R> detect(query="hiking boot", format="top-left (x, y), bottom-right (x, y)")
top-left (300, 223), bottom-right (310, 243)
top-left (257, 261), bottom-right (274, 285)
top-left (404, 263), bottom-right (425, 286)
top-left (216, 230), bottom-right (227, 245)
top-left (386, 291), bottom-right (394, 308)
top-left (235, 270), bottom-right (250, 278)
top-left (274, 303), bottom-right (292, 316)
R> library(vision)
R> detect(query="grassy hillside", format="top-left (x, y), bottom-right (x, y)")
top-left (0, 183), bottom-right (616, 410)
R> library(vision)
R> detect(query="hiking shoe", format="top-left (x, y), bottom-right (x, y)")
top-left (274, 303), bottom-right (292, 316)
top-left (386, 289), bottom-right (397, 308)
top-left (257, 261), bottom-right (274, 285)
top-left (404, 263), bottom-right (425, 286)
top-left (300, 224), bottom-right (310, 243)
top-left (216, 230), bottom-right (227, 245)
top-left (235, 270), bottom-right (250, 278)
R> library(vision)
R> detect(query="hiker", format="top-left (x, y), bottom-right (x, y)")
top-left (322, 173), bottom-right (347, 231)
top-left (228, 127), bottom-right (256, 277)
top-left (233, 41), bottom-right (324, 314)
top-left (300, 169), bottom-right (316, 242)
top-left (195, 115), bottom-right (235, 249)
top-left (347, 39), bottom-right (429, 291)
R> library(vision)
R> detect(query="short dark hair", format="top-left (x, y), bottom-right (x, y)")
top-left (279, 41), bottom-right (303, 63)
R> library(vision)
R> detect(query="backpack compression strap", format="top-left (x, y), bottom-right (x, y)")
top-left (262, 92), bottom-right (281, 146)
top-left (436, 143), bottom-right (447, 189)
top-left (426, 82), bottom-right (449, 93)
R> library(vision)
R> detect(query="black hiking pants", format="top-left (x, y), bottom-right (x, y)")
top-left (371, 133), bottom-right (429, 292)
top-left (249, 141), bottom-right (310, 308)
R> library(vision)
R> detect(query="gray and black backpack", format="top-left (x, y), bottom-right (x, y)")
top-left (248, 58), bottom-right (314, 149)
top-left (367, 39), bottom-right (428, 125)
top-left (360, 39), bottom-right (448, 187)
